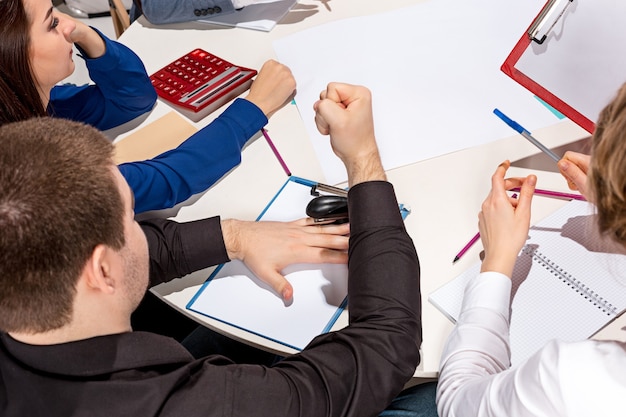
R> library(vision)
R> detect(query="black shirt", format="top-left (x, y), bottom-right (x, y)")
top-left (0, 181), bottom-right (422, 417)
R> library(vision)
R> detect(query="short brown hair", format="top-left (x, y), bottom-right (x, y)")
top-left (0, 117), bottom-right (125, 333)
top-left (589, 83), bottom-right (626, 245)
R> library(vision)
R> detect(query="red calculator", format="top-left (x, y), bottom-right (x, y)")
top-left (149, 49), bottom-right (257, 122)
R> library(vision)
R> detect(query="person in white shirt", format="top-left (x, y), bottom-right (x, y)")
top-left (436, 82), bottom-right (626, 417)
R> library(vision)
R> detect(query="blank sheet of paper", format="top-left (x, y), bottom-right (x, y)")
top-left (273, 0), bottom-right (556, 185)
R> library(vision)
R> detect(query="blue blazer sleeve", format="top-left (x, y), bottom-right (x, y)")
top-left (139, 0), bottom-right (236, 24)
top-left (119, 98), bottom-right (268, 214)
top-left (48, 28), bottom-right (157, 131)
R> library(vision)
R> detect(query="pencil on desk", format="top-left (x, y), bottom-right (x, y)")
top-left (453, 193), bottom-right (517, 263)
top-left (453, 232), bottom-right (480, 264)
top-left (262, 128), bottom-right (291, 176)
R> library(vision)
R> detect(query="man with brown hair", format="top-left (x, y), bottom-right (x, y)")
top-left (0, 83), bottom-right (436, 416)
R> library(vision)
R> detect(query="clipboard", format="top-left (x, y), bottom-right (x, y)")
top-left (186, 176), bottom-right (410, 351)
top-left (186, 176), bottom-right (349, 351)
top-left (501, 0), bottom-right (626, 133)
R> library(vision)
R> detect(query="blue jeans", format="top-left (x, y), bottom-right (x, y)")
top-left (380, 382), bottom-right (438, 417)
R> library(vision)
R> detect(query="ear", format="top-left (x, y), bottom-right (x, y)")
top-left (82, 244), bottom-right (118, 295)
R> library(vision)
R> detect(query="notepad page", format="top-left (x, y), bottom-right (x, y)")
top-left (429, 200), bottom-right (626, 366)
top-left (187, 178), bottom-right (348, 351)
top-left (523, 200), bottom-right (626, 316)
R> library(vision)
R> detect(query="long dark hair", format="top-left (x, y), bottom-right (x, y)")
top-left (0, 0), bottom-right (48, 126)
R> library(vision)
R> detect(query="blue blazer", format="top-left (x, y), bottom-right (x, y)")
top-left (51, 29), bottom-right (267, 214)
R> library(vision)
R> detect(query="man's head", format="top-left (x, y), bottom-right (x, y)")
top-left (0, 117), bottom-right (148, 336)
top-left (590, 82), bottom-right (626, 246)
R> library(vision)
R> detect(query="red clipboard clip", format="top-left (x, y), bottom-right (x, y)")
top-left (528, 0), bottom-right (574, 44)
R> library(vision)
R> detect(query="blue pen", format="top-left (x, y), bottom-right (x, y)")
top-left (493, 108), bottom-right (561, 163)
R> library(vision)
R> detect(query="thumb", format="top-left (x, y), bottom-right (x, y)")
top-left (256, 268), bottom-right (293, 303)
top-left (516, 174), bottom-right (536, 219)
top-left (314, 98), bottom-right (342, 134)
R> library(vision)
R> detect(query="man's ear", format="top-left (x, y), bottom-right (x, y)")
top-left (82, 244), bottom-right (117, 294)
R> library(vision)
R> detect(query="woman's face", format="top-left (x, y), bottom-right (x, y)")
top-left (25, 0), bottom-right (76, 91)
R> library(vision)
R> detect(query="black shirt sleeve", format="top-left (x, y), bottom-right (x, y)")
top-left (139, 217), bottom-right (230, 287)
top-left (196, 181), bottom-right (423, 417)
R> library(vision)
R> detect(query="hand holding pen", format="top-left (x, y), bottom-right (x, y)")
top-left (454, 110), bottom-right (591, 263)
top-left (478, 161), bottom-right (536, 277)
top-left (557, 151), bottom-right (591, 199)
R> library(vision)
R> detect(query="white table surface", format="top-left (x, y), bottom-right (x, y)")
top-left (105, 0), bottom-right (624, 378)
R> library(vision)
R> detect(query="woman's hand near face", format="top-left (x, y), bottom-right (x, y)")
top-left (59, 12), bottom-right (106, 58)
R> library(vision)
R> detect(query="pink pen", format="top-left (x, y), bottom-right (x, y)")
top-left (453, 232), bottom-right (480, 263)
top-left (510, 187), bottom-right (586, 201)
top-left (453, 193), bottom-right (519, 263)
top-left (262, 128), bottom-right (291, 176)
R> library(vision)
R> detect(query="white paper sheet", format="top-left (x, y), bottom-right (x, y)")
top-left (273, 0), bottom-right (557, 185)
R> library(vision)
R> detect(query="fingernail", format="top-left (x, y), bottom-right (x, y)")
top-left (558, 160), bottom-right (569, 170)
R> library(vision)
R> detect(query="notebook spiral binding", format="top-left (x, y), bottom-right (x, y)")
top-left (522, 246), bottom-right (617, 316)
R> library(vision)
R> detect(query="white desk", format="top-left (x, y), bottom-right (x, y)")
top-left (111, 0), bottom-right (623, 378)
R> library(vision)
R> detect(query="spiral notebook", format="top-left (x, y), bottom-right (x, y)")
top-left (429, 200), bottom-right (626, 365)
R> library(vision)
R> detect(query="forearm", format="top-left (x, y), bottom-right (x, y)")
top-left (140, 217), bottom-right (229, 286)
top-left (82, 29), bottom-right (156, 120)
top-left (73, 27), bottom-right (106, 58)
top-left (227, 181), bottom-right (422, 416)
top-left (119, 98), bottom-right (266, 213)
top-left (437, 272), bottom-right (517, 417)
top-left (50, 28), bottom-right (156, 130)
top-left (326, 181), bottom-right (421, 410)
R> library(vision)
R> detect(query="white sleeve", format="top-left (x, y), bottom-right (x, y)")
top-left (437, 271), bottom-right (626, 417)
top-left (436, 271), bottom-right (566, 417)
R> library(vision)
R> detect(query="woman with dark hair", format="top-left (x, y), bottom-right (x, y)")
top-left (1, 0), bottom-right (297, 214)
top-left (0, 0), bottom-right (155, 128)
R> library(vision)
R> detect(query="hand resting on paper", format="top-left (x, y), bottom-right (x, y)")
top-left (221, 218), bottom-right (349, 302)
top-left (478, 160), bottom-right (536, 278)
top-left (557, 151), bottom-right (591, 200)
